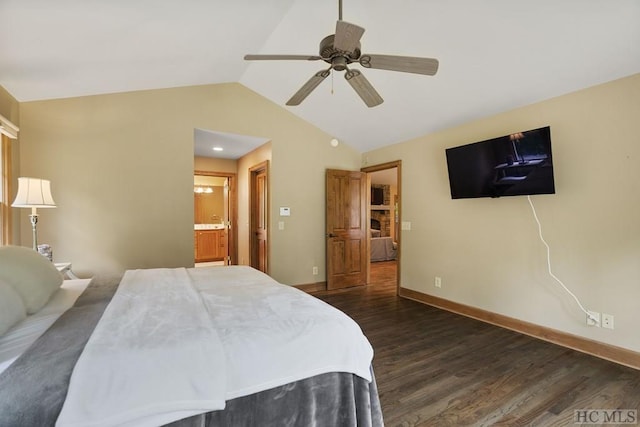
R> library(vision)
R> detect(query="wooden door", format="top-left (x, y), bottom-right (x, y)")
top-left (250, 161), bottom-right (269, 273)
top-left (222, 178), bottom-right (230, 265)
top-left (326, 169), bottom-right (367, 290)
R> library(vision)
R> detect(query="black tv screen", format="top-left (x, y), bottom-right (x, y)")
top-left (445, 126), bottom-right (555, 199)
top-left (371, 187), bottom-right (384, 205)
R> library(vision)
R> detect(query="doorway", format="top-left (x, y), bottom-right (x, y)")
top-left (194, 170), bottom-right (237, 266)
top-left (362, 161), bottom-right (400, 293)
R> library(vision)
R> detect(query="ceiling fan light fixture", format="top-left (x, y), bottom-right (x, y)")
top-left (332, 56), bottom-right (348, 71)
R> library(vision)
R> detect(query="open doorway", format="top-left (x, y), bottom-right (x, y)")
top-left (362, 162), bottom-right (400, 292)
top-left (194, 171), bottom-right (237, 267)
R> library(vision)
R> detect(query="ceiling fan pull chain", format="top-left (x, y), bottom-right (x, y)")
top-left (331, 69), bottom-right (334, 95)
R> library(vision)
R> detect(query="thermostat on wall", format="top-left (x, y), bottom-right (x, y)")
top-left (279, 207), bottom-right (291, 216)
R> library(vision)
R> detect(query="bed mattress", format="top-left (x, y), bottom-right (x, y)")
top-left (0, 267), bottom-right (383, 427)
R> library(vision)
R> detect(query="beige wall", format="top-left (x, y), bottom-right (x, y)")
top-left (363, 73), bottom-right (640, 353)
top-left (194, 156), bottom-right (237, 174)
top-left (270, 132), bottom-right (362, 284)
top-left (18, 83), bottom-right (361, 282)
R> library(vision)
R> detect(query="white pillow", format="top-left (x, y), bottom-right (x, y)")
top-left (0, 246), bottom-right (63, 314)
top-left (0, 278), bottom-right (27, 335)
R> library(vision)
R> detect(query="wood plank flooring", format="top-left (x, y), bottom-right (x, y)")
top-left (312, 261), bottom-right (640, 426)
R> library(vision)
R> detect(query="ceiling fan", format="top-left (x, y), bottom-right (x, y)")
top-left (244, 0), bottom-right (439, 108)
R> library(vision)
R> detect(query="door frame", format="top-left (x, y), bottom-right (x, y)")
top-left (361, 160), bottom-right (402, 295)
top-left (249, 160), bottom-right (269, 274)
top-left (194, 170), bottom-right (237, 265)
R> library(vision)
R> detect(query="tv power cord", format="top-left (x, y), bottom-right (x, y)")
top-left (527, 195), bottom-right (599, 325)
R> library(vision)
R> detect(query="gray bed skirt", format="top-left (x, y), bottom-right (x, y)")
top-left (0, 276), bottom-right (383, 427)
top-left (167, 370), bottom-right (382, 427)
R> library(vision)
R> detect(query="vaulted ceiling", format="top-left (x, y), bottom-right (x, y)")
top-left (1, 0), bottom-right (639, 154)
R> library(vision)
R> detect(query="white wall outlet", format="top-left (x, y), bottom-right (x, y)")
top-left (586, 310), bottom-right (600, 327)
top-left (602, 313), bottom-right (614, 329)
top-left (312, 266), bottom-right (318, 275)
top-left (278, 221), bottom-right (285, 230)
top-left (434, 277), bottom-right (442, 288)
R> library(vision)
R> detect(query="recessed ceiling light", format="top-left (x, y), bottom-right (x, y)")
top-left (213, 146), bottom-right (223, 152)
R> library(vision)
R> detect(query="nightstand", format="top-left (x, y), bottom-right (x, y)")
top-left (55, 262), bottom-right (79, 280)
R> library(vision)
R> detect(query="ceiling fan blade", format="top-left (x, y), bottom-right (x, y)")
top-left (286, 69), bottom-right (331, 106)
top-left (359, 54), bottom-right (439, 75)
top-left (344, 68), bottom-right (383, 108)
top-left (244, 54), bottom-right (323, 61)
top-left (334, 20), bottom-right (365, 53)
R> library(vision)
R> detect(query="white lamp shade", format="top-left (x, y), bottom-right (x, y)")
top-left (12, 177), bottom-right (56, 208)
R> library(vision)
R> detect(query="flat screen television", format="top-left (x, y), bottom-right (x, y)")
top-left (445, 126), bottom-right (555, 199)
top-left (371, 187), bottom-right (384, 205)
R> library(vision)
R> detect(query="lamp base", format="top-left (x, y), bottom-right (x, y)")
top-left (37, 244), bottom-right (53, 261)
top-left (28, 213), bottom-right (39, 251)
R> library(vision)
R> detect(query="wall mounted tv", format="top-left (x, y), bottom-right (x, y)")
top-left (445, 126), bottom-right (555, 199)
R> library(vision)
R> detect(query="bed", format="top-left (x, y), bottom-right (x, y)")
top-left (0, 246), bottom-right (383, 427)
top-left (370, 236), bottom-right (397, 262)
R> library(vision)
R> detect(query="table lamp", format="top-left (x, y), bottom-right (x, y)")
top-left (11, 177), bottom-right (56, 250)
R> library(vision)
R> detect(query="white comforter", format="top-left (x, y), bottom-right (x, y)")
top-left (56, 266), bottom-right (374, 427)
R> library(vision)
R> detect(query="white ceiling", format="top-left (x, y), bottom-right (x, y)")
top-left (2, 0), bottom-right (639, 155)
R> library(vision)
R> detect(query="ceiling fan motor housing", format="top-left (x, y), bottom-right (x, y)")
top-left (319, 34), bottom-right (360, 70)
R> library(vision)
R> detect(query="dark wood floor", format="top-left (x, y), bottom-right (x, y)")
top-left (313, 261), bottom-right (640, 426)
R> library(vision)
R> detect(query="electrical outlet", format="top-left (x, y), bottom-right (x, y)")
top-left (434, 277), bottom-right (442, 288)
top-left (586, 310), bottom-right (600, 327)
top-left (602, 313), bottom-right (614, 330)
top-left (312, 266), bottom-right (318, 275)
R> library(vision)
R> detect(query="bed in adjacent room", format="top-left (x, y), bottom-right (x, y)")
top-left (370, 236), bottom-right (397, 262)
top-left (0, 246), bottom-right (383, 427)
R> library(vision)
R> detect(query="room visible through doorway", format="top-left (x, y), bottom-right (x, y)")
top-left (194, 171), bottom-right (237, 267)
top-left (364, 162), bottom-right (400, 291)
